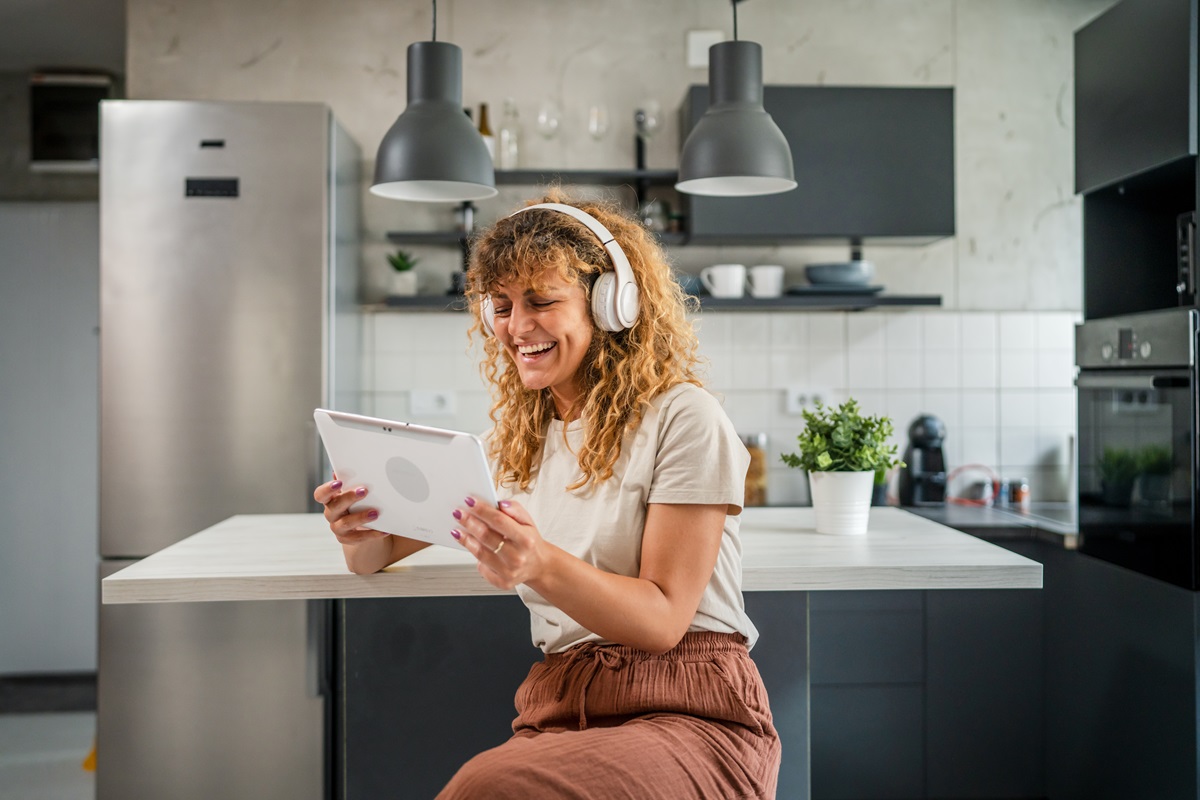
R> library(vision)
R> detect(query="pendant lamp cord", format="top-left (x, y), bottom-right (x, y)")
top-left (732, 0), bottom-right (738, 40)
top-left (431, 0), bottom-right (437, 41)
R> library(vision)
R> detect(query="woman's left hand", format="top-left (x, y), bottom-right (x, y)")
top-left (451, 497), bottom-right (547, 590)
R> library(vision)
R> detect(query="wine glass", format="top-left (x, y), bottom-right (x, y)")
top-left (535, 98), bottom-right (561, 140)
top-left (587, 104), bottom-right (610, 141)
top-left (634, 99), bottom-right (661, 141)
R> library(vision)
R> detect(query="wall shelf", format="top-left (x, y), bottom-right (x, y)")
top-left (385, 231), bottom-right (467, 245)
top-left (386, 230), bottom-right (687, 247)
top-left (494, 169), bottom-right (677, 187)
top-left (365, 294), bottom-right (942, 313)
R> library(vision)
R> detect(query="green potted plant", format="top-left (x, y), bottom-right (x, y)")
top-left (1136, 444), bottom-right (1173, 506)
top-left (781, 399), bottom-right (904, 535)
top-left (1098, 446), bottom-right (1138, 507)
top-left (387, 249), bottom-right (419, 297)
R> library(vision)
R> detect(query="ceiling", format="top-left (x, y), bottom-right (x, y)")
top-left (0, 0), bottom-right (124, 74)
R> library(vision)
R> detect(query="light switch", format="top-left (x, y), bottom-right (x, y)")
top-left (686, 30), bottom-right (724, 69)
top-left (410, 389), bottom-right (457, 417)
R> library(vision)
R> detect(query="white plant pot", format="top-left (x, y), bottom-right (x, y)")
top-left (809, 470), bottom-right (876, 535)
top-left (389, 270), bottom-right (418, 297)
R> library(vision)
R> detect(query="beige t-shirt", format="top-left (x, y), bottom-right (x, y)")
top-left (497, 382), bottom-right (759, 654)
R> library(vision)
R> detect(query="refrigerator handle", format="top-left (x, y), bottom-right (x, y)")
top-left (307, 417), bottom-right (324, 513)
top-left (306, 599), bottom-right (331, 698)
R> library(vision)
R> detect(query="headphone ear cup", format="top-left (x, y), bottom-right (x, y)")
top-left (481, 297), bottom-right (496, 336)
top-left (590, 272), bottom-right (620, 332)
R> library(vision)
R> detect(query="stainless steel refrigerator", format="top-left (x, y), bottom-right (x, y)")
top-left (97, 100), bottom-right (359, 799)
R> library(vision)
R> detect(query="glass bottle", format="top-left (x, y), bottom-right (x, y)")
top-left (497, 98), bottom-right (521, 170)
top-left (741, 433), bottom-right (768, 507)
top-left (477, 102), bottom-right (495, 162)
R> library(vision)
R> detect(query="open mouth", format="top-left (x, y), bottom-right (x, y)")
top-left (516, 341), bottom-right (557, 360)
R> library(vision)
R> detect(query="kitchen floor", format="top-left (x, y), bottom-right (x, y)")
top-left (0, 712), bottom-right (95, 799)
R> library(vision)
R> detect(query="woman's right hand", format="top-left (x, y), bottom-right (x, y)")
top-left (314, 477), bottom-right (432, 574)
top-left (313, 478), bottom-right (389, 547)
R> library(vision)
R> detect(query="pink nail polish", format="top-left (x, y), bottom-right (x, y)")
top-left (450, 529), bottom-right (462, 540)
top-left (367, 510), bottom-right (379, 520)
top-left (330, 480), bottom-right (343, 490)
top-left (452, 509), bottom-right (463, 520)
top-left (464, 496), bottom-right (476, 507)
top-left (355, 486), bottom-right (367, 498)
top-left (499, 500), bottom-right (511, 509)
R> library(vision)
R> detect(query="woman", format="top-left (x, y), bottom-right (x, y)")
top-left (315, 193), bottom-right (780, 798)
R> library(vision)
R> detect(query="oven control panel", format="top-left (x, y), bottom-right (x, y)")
top-left (1076, 308), bottom-right (1195, 369)
top-left (1098, 329), bottom-right (1154, 361)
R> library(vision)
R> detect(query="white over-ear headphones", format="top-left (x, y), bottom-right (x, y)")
top-left (480, 202), bottom-right (641, 334)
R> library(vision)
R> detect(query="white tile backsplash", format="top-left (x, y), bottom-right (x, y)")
top-left (1037, 389), bottom-right (1077, 429)
top-left (885, 351), bottom-right (924, 390)
top-left (807, 313), bottom-right (847, 349)
top-left (1037, 312), bottom-right (1080, 350)
top-left (731, 353), bottom-right (773, 390)
top-left (1036, 348), bottom-right (1076, 388)
top-left (810, 351), bottom-right (848, 388)
top-left (363, 308), bottom-right (1082, 501)
top-left (922, 314), bottom-right (960, 350)
top-left (922, 351), bottom-right (961, 390)
top-left (961, 390), bottom-right (999, 428)
top-left (960, 312), bottom-right (999, 351)
top-left (999, 350), bottom-right (1039, 388)
top-left (960, 427), bottom-right (999, 468)
top-left (847, 313), bottom-right (886, 350)
top-left (999, 312), bottom-right (1040, 350)
top-left (847, 349), bottom-right (887, 389)
top-left (769, 315), bottom-right (808, 350)
top-left (885, 313), bottom-right (924, 350)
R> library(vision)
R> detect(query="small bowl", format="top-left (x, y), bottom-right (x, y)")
top-left (805, 261), bottom-right (875, 285)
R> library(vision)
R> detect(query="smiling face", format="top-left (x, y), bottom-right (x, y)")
top-left (489, 270), bottom-right (595, 420)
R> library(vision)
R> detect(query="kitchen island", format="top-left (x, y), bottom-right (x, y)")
top-left (102, 507), bottom-right (1042, 800)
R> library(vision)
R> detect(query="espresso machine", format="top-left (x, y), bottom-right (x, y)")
top-left (898, 414), bottom-right (947, 506)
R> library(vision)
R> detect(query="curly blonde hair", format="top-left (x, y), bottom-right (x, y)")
top-left (466, 191), bottom-right (703, 493)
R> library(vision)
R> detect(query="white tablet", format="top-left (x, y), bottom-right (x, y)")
top-left (313, 409), bottom-right (497, 549)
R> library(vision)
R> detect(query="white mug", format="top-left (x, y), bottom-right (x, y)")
top-left (749, 265), bottom-right (785, 298)
top-left (700, 264), bottom-right (747, 298)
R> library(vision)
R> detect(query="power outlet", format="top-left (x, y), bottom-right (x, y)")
top-left (784, 385), bottom-right (832, 415)
top-left (410, 389), bottom-right (457, 417)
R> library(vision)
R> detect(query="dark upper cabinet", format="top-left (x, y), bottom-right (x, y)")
top-left (679, 85), bottom-right (955, 243)
top-left (1074, 0), bottom-right (1196, 194)
top-left (1075, 0), bottom-right (1200, 319)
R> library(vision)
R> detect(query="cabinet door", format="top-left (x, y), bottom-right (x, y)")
top-left (680, 86), bottom-right (955, 242)
top-left (924, 541), bottom-right (1046, 800)
top-left (339, 596), bottom-right (539, 799)
top-left (1074, 0), bottom-right (1195, 194)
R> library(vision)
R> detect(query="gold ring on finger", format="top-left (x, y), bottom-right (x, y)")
top-left (493, 539), bottom-right (506, 555)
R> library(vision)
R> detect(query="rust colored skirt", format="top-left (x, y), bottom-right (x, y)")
top-left (437, 632), bottom-right (780, 800)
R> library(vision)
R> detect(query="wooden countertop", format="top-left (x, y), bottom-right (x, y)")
top-left (101, 507), bottom-right (1042, 604)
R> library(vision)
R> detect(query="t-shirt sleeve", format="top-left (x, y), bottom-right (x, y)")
top-left (646, 386), bottom-right (750, 511)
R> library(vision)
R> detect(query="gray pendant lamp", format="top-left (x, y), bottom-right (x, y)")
top-left (370, 0), bottom-right (496, 203)
top-left (675, 0), bottom-right (797, 197)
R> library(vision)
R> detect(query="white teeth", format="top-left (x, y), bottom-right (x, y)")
top-left (517, 342), bottom-right (555, 355)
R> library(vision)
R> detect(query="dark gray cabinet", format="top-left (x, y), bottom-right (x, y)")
top-left (1042, 546), bottom-right (1200, 800)
top-left (1075, 0), bottom-right (1199, 319)
top-left (924, 541), bottom-right (1046, 800)
top-left (339, 593), bottom-right (814, 800)
top-left (1074, 0), bottom-right (1196, 195)
top-left (680, 85), bottom-right (955, 244)
top-left (809, 590), bottom-right (926, 800)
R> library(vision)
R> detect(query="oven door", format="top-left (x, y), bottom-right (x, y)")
top-left (1076, 368), bottom-right (1198, 589)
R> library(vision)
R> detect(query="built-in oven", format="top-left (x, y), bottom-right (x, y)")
top-left (1075, 308), bottom-right (1198, 589)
